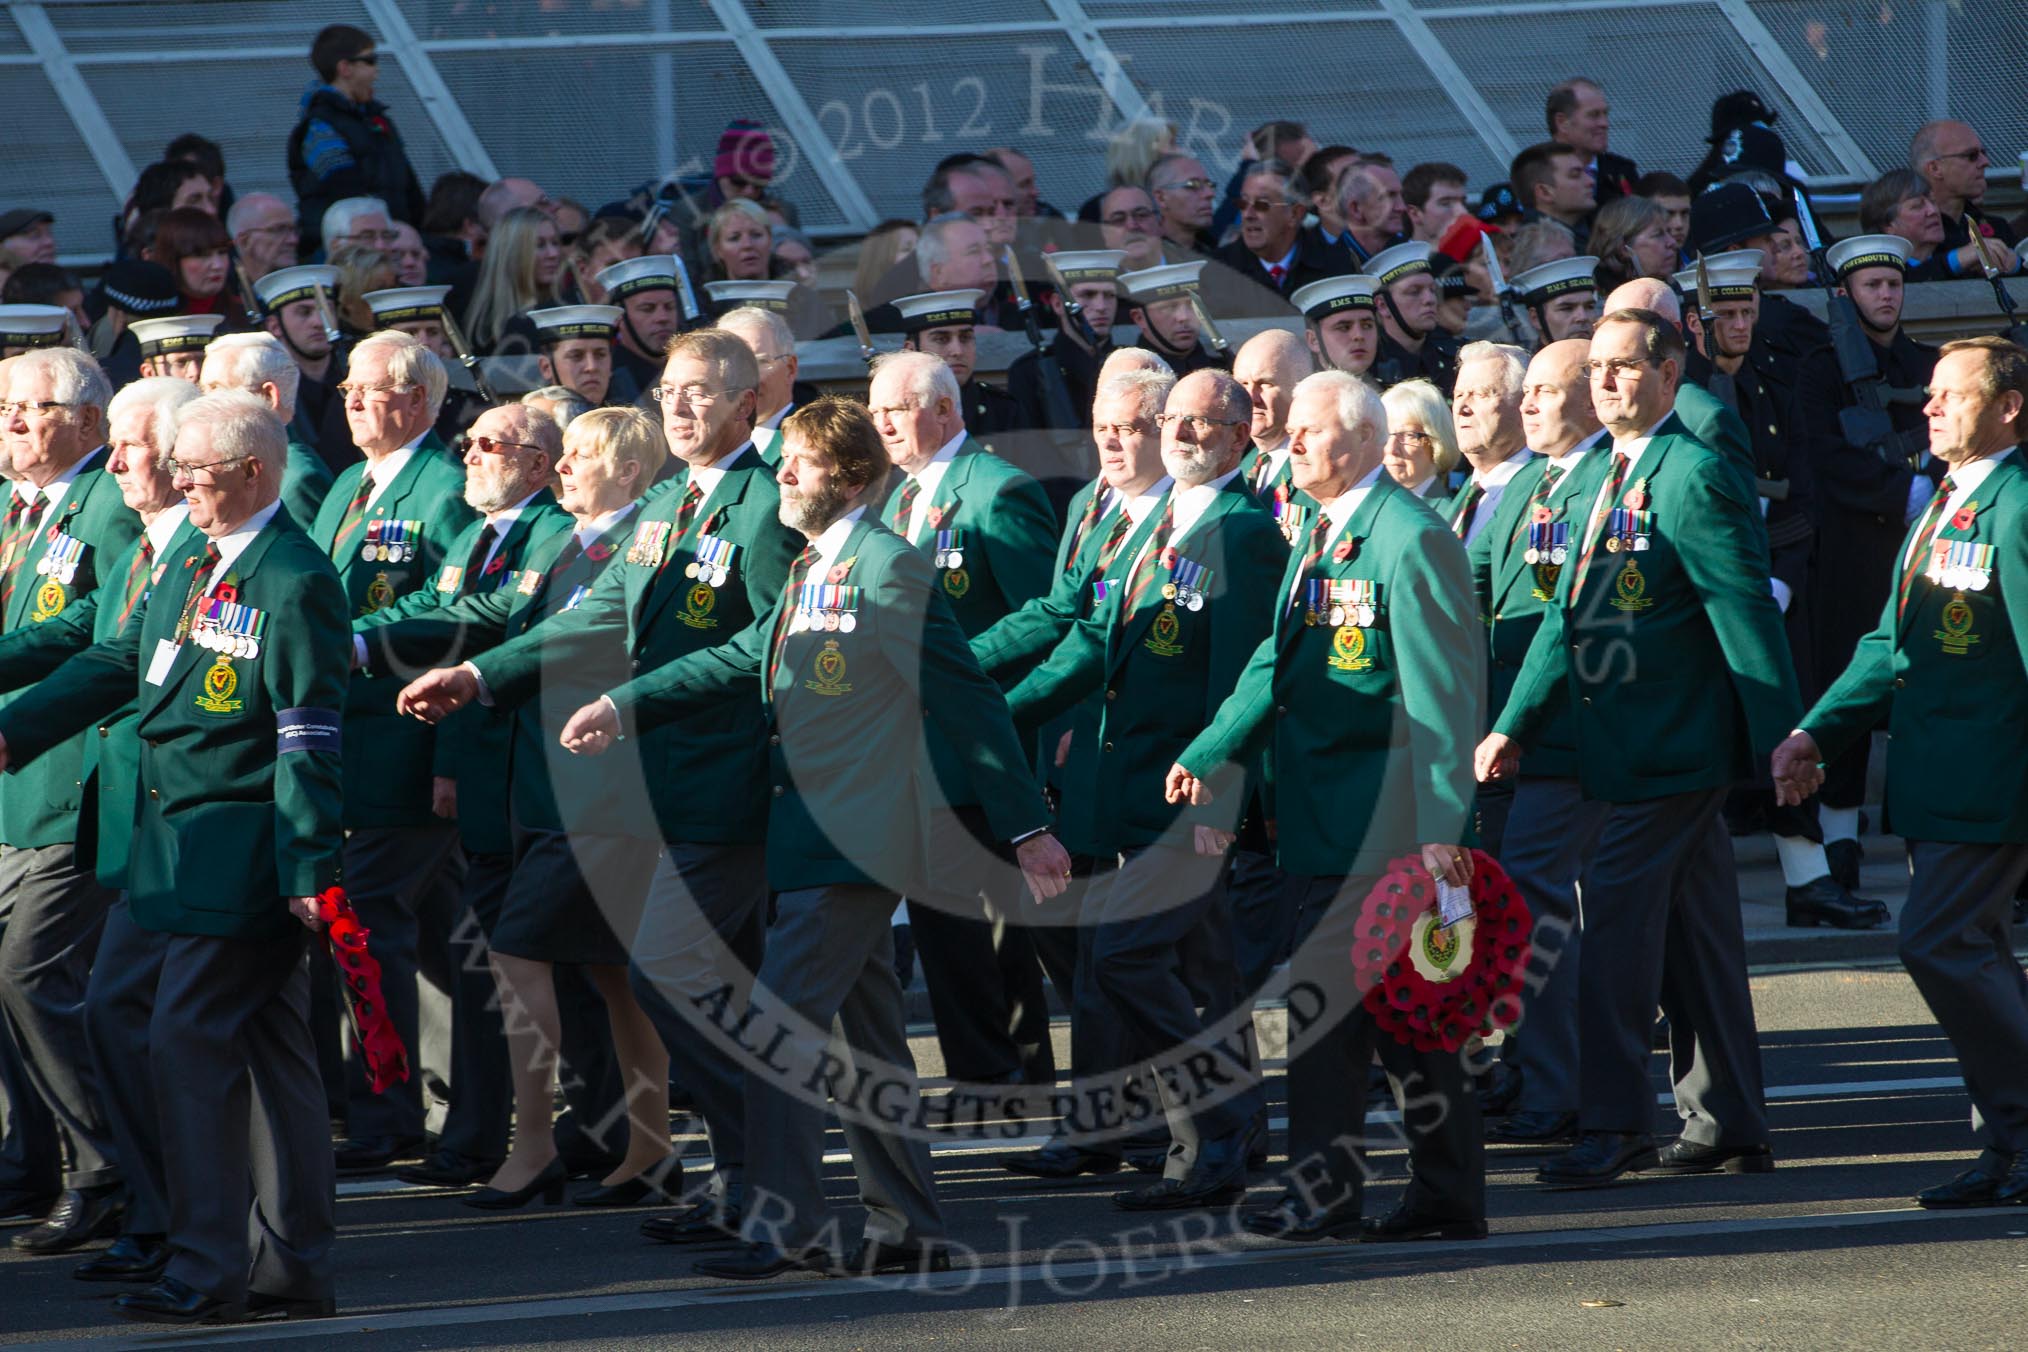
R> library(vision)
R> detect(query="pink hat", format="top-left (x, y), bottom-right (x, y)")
top-left (714, 120), bottom-right (776, 183)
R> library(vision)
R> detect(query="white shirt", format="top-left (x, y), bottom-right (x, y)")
top-left (1459, 445), bottom-right (1534, 546)
top-left (477, 491), bottom-right (543, 573)
top-left (1251, 436), bottom-right (1292, 489)
top-left (1550, 426), bottom-right (1608, 471)
top-left (1901, 448), bottom-right (2013, 574)
top-left (750, 411), bottom-right (789, 459)
top-left (1123, 470), bottom-right (1237, 581)
top-left (205, 499), bottom-right (283, 580)
top-left (575, 499), bottom-right (638, 552)
top-left (808, 505), bottom-right (866, 575)
top-left (15, 445), bottom-right (102, 518)
top-left (681, 441), bottom-right (750, 508)
top-left (361, 430), bottom-right (428, 510)
top-left (897, 430), bottom-right (967, 543)
top-left (142, 502), bottom-right (190, 556)
top-left (1288, 463), bottom-right (1385, 610)
top-left (1119, 475), bottom-right (1171, 526)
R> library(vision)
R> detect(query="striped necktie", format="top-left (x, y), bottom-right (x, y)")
top-left (0, 492), bottom-right (47, 615)
top-left (1450, 480), bottom-right (1485, 539)
top-left (1568, 451), bottom-right (1628, 601)
top-left (1120, 500), bottom-right (1174, 613)
top-left (1507, 463), bottom-right (1565, 550)
top-left (115, 536), bottom-right (156, 628)
top-left (764, 544), bottom-right (819, 693)
top-left (331, 471), bottom-right (375, 556)
top-left (1897, 475), bottom-right (1957, 621)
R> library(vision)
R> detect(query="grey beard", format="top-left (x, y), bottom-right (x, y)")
top-left (779, 482), bottom-right (852, 537)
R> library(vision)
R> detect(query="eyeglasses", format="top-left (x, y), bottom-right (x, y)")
top-left (1155, 178), bottom-right (1215, 194)
top-left (0, 400), bottom-right (74, 417)
top-left (1579, 357), bottom-right (1654, 378)
top-left (335, 382), bottom-right (416, 399)
top-left (468, 434), bottom-right (544, 455)
top-left (1238, 197), bottom-right (1292, 215)
top-left (1101, 207), bottom-right (1158, 228)
top-left (1093, 422), bottom-right (1153, 438)
top-left (1386, 429), bottom-right (1435, 447)
top-left (344, 51), bottom-right (379, 65)
top-left (1154, 412), bottom-right (1245, 434)
top-left (167, 456), bottom-right (247, 480)
top-left (1936, 146), bottom-right (1988, 163)
top-left (651, 384), bottom-right (745, 407)
top-left (750, 351), bottom-right (791, 369)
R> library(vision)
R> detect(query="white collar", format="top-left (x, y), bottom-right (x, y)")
top-left (1609, 414), bottom-right (1672, 467)
top-left (1407, 474), bottom-right (1436, 499)
top-left (1321, 463), bottom-right (1387, 533)
top-left (1122, 474), bottom-right (1171, 523)
top-left (685, 441), bottom-right (752, 498)
top-left (1168, 468), bottom-right (1241, 541)
top-left (206, 498), bottom-right (283, 575)
top-left (809, 505), bottom-right (866, 570)
top-left (575, 499), bottom-right (639, 549)
top-left (484, 489), bottom-right (544, 533)
top-left (1550, 426), bottom-right (1609, 468)
top-left (1942, 447), bottom-right (2014, 498)
top-left (1471, 445), bottom-right (1534, 488)
top-left (899, 430), bottom-right (968, 539)
top-left (362, 435), bottom-right (425, 502)
top-left (142, 501), bottom-right (190, 554)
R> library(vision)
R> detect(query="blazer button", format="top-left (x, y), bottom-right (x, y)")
top-left (149, 788), bottom-right (160, 800)
top-left (1275, 705), bottom-right (1287, 716)
top-left (1581, 696), bottom-right (1592, 706)
top-left (631, 659), bottom-right (641, 671)
top-left (1105, 689), bottom-right (1117, 701)
top-left (768, 734), bottom-right (781, 746)
top-left (1102, 740), bottom-right (1114, 752)
top-left (772, 785), bottom-right (784, 797)
top-left (1893, 678), bottom-right (1906, 689)
top-left (98, 726), bottom-right (108, 738)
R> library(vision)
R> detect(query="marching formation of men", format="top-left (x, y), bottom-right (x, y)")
top-left (1, 37), bottom-right (2027, 1327)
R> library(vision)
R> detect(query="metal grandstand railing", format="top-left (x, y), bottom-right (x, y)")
top-left (4, 0), bottom-right (2024, 263)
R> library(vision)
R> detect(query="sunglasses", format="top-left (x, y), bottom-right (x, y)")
top-left (345, 51), bottom-right (379, 65)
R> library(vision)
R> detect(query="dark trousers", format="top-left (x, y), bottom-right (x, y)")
top-left (154, 930), bottom-right (335, 1306)
top-left (908, 805), bottom-right (1055, 1083)
top-left (628, 842), bottom-right (769, 1203)
top-left (0, 841), bottom-right (117, 1187)
top-left (1227, 846), bottom-right (1297, 994)
top-left (83, 901), bottom-right (170, 1235)
top-left (0, 886), bottom-right (58, 1198)
top-left (1582, 788), bottom-right (1766, 1145)
top-left (427, 849), bottom-right (513, 1163)
top-left (1282, 874), bottom-right (1483, 1222)
top-left (1901, 841), bottom-right (2028, 1155)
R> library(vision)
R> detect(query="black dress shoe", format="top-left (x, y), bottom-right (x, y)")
top-left (573, 1167), bottom-right (681, 1208)
top-left (74, 1233), bottom-right (170, 1282)
top-left (1485, 1111), bottom-right (1578, 1146)
top-left (1361, 1203), bottom-right (1488, 1242)
top-left (1242, 1193), bottom-right (1364, 1242)
top-left (838, 1237), bottom-right (953, 1276)
top-left (1476, 1061), bottom-right (1524, 1116)
top-left (1536, 1132), bottom-right (1659, 1189)
top-left (112, 1276), bottom-right (242, 1325)
top-left (1915, 1154), bottom-right (2028, 1209)
top-left (1124, 1142), bottom-right (1174, 1174)
top-left (1114, 1129), bottom-right (1248, 1211)
top-left (333, 1135), bottom-right (426, 1174)
top-left (396, 1151), bottom-right (502, 1188)
top-left (11, 1184), bottom-right (123, 1253)
top-left (1001, 1142), bottom-right (1122, 1179)
top-left (1651, 1138), bottom-right (1775, 1176)
top-left (1786, 876), bottom-right (1889, 930)
top-left (692, 1241), bottom-right (828, 1280)
top-left (0, 1188), bottom-right (56, 1223)
top-left (641, 1199), bottom-right (741, 1246)
top-left (462, 1160), bottom-right (567, 1211)
top-left (1824, 838), bottom-right (1863, 892)
top-left (247, 1291), bottom-right (338, 1320)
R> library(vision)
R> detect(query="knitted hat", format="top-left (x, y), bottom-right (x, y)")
top-left (713, 120), bottom-right (776, 184)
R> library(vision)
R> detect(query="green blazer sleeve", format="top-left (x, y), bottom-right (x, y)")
top-left (281, 440), bottom-right (335, 535)
top-left (472, 556), bottom-right (627, 710)
top-left (1003, 606), bottom-right (1110, 727)
top-left (979, 467), bottom-right (1059, 617)
top-left (0, 588), bottom-right (100, 690)
top-left (1798, 609), bottom-right (1895, 761)
top-left (1493, 587), bottom-right (1572, 748)
top-left (1391, 519), bottom-right (1485, 845)
top-left (0, 603), bottom-right (145, 766)
top-left (263, 546), bottom-right (350, 896)
top-left (1179, 555), bottom-right (1297, 776)
top-left (610, 615), bottom-right (768, 732)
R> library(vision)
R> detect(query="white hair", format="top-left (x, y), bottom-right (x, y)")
top-left (716, 305), bottom-right (795, 356)
top-left (13, 347), bottom-right (112, 415)
top-left (1096, 368), bottom-right (1176, 421)
top-left (174, 390), bottom-right (288, 479)
top-left (203, 332), bottom-right (302, 418)
top-left (226, 191), bottom-right (290, 237)
top-left (1098, 347), bottom-right (1172, 382)
top-left (870, 348), bottom-right (961, 411)
top-left (349, 329), bottom-right (449, 415)
top-left (1457, 341), bottom-right (1529, 398)
top-left (522, 385), bottom-right (593, 430)
top-left (1304, 368), bottom-right (1389, 440)
top-left (106, 376), bottom-right (200, 457)
top-left (321, 195), bottom-right (390, 246)
top-left (1378, 376), bottom-right (1461, 474)
top-left (913, 213), bottom-right (980, 285)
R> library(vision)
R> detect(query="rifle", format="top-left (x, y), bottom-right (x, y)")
top-left (1479, 237), bottom-right (1529, 347)
top-left (1005, 250), bottom-right (1081, 430)
top-left (438, 304), bottom-right (499, 404)
top-left (845, 290), bottom-right (878, 369)
top-left (1040, 254), bottom-right (1101, 350)
top-left (1810, 246), bottom-right (1922, 473)
top-left (1964, 208), bottom-right (2028, 346)
top-left (1187, 292), bottom-right (1230, 358)
top-left (309, 278), bottom-right (343, 345)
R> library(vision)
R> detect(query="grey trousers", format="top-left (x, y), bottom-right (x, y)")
top-left (0, 882), bottom-right (58, 1197)
top-left (628, 842), bottom-right (769, 1203)
top-left (0, 841), bottom-right (117, 1187)
top-left (1582, 788), bottom-right (1767, 1145)
top-left (1900, 840), bottom-right (2028, 1155)
top-left (1497, 776), bottom-right (1608, 1116)
top-left (154, 930), bottom-right (335, 1305)
top-left (83, 900), bottom-right (170, 1235)
top-left (742, 884), bottom-right (942, 1252)
top-left (337, 823), bottom-right (462, 1139)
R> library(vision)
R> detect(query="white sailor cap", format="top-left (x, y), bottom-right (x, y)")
top-left (1118, 260), bottom-right (1207, 303)
top-left (363, 285), bottom-right (453, 325)
top-left (597, 254), bottom-right (685, 300)
top-left (1672, 249), bottom-right (1764, 301)
top-left (527, 305), bottom-right (621, 341)
top-left (1044, 249), bottom-right (1128, 285)
top-left (1290, 274), bottom-right (1379, 322)
top-left (1825, 234), bottom-right (1913, 281)
top-left (253, 264), bottom-right (340, 313)
top-left (704, 279), bottom-right (794, 313)
top-left (130, 313), bottom-right (226, 358)
top-left (0, 304), bottom-right (70, 349)
top-left (891, 289), bottom-right (984, 333)
top-left (1365, 241), bottom-right (1436, 288)
top-left (1512, 255), bottom-right (1600, 304)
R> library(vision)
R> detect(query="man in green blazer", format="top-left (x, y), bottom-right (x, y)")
top-left (1469, 339), bottom-right (1611, 1147)
top-left (306, 330), bottom-right (478, 1170)
top-left (395, 331), bottom-right (801, 1239)
top-left (1005, 368), bottom-right (1287, 1210)
top-left (355, 403), bottom-right (572, 1186)
top-left (0, 347), bottom-right (139, 1253)
top-left (1774, 337), bottom-right (2028, 1209)
top-left (0, 375), bottom-right (195, 1277)
top-left (1168, 368), bottom-right (1485, 1244)
top-left (0, 392), bottom-right (348, 1323)
top-left (1479, 308), bottom-right (1801, 1189)
top-left (553, 398), bottom-right (1071, 1280)
top-left (869, 350), bottom-right (1060, 1088)
top-left (197, 334), bottom-right (334, 531)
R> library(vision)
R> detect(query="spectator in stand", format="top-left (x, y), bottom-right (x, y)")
top-left (0, 208), bottom-right (58, 269)
top-left (1590, 195), bottom-right (1679, 294)
top-left (227, 193), bottom-right (300, 285)
top-left (164, 132), bottom-right (233, 220)
top-left (386, 222), bottom-right (430, 287)
top-left (853, 219), bottom-right (919, 303)
top-left (118, 161), bottom-right (217, 257)
top-left (1546, 77), bottom-right (1639, 201)
top-left (2, 263), bottom-right (87, 334)
top-left (1637, 170), bottom-right (1694, 263)
top-left (1511, 141), bottom-right (1596, 249)
top-left (552, 198), bottom-right (588, 250)
top-left (326, 244), bottom-right (396, 337)
top-left (1295, 146), bottom-right (1361, 249)
top-left (1405, 162), bottom-right (1471, 247)
top-left (1508, 218), bottom-right (1578, 275)
top-left (148, 208), bottom-right (246, 323)
top-left (463, 206), bottom-right (562, 353)
top-left (288, 23), bottom-right (425, 253)
top-left (421, 170), bottom-right (489, 283)
top-left (321, 196), bottom-right (397, 256)
top-left (563, 216), bottom-right (642, 305)
top-left (705, 199), bottom-right (773, 286)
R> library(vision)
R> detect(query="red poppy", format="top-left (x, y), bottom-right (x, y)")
top-left (1160, 546), bottom-right (1179, 569)
top-left (585, 542), bottom-right (613, 561)
top-left (1332, 538), bottom-right (1355, 563)
top-left (826, 563), bottom-right (850, 584)
top-left (319, 885), bottom-right (410, 1094)
top-left (1347, 850), bottom-right (1533, 1053)
top-left (924, 506), bottom-right (944, 531)
top-left (483, 554), bottom-right (506, 575)
top-left (1951, 505), bottom-right (1977, 532)
top-left (214, 584), bottom-right (238, 605)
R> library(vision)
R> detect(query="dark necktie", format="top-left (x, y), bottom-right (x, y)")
top-left (765, 544), bottom-right (819, 692)
top-left (0, 492), bottom-right (45, 614)
top-left (173, 542), bottom-right (223, 643)
top-left (1120, 500), bottom-right (1174, 613)
top-left (1095, 508), bottom-right (1136, 573)
top-left (1287, 511), bottom-right (1334, 617)
top-left (116, 535), bottom-right (156, 628)
top-left (1898, 474), bottom-right (1957, 621)
top-left (1450, 480), bottom-right (1485, 539)
top-left (332, 470), bottom-right (375, 557)
top-left (1569, 450), bottom-right (1629, 599)
top-left (1507, 464), bottom-right (1565, 550)
top-left (1065, 486), bottom-right (1109, 569)
top-left (889, 477), bottom-right (921, 536)
top-left (463, 521), bottom-right (502, 591)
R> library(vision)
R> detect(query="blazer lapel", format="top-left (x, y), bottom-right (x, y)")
top-left (637, 455), bottom-right (756, 633)
top-left (146, 522), bottom-right (284, 714)
top-left (1277, 480), bottom-right (1388, 667)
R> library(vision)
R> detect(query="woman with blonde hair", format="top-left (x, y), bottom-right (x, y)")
top-left (326, 242), bottom-right (397, 337)
top-left (852, 218), bottom-right (919, 302)
top-left (463, 205), bottom-right (563, 352)
top-left (1106, 117), bottom-right (1179, 190)
top-left (1379, 378), bottom-right (1460, 499)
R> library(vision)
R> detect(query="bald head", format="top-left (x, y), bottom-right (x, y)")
top-left (1232, 328), bottom-right (1314, 447)
top-left (1521, 337), bottom-right (1602, 456)
top-left (1099, 346), bottom-right (1172, 383)
top-left (1604, 278), bottom-right (1680, 324)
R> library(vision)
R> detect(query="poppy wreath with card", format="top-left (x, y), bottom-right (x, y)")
top-left (1347, 849), bottom-right (1532, 1053)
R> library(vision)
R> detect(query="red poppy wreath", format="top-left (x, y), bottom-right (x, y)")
top-left (1348, 850), bottom-right (1533, 1053)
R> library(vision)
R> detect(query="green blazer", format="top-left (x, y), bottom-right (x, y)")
top-left (307, 434), bottom-right (478, 827)
top-left (1471, 447), bottom-right (1611, 780)
top-left (355, 494), bottom-right (572, 855)
top-left (1803, 450), bottom-right (2028, 842)
top-left (1495, 414), bottom-right (1802, 803)
top-left (1007, 479), bottom-right (1287, 851)
top-left (1178, 475), bottom-right (1483, 878)
top-left (1675, 384), bottom-right (1765, 516)
top-left (472, 447), bottom-right (800, 845)
top-left (0, 453), bottom-right (142, 848)
top-left (880, 437), bottom-right (1057, 808)
top-left (0, 512), bottom-right (349, 939)
top-left (609, 515), bottom-right (1050, 895)
top-left (283, 437), bottom-right (336, 538)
